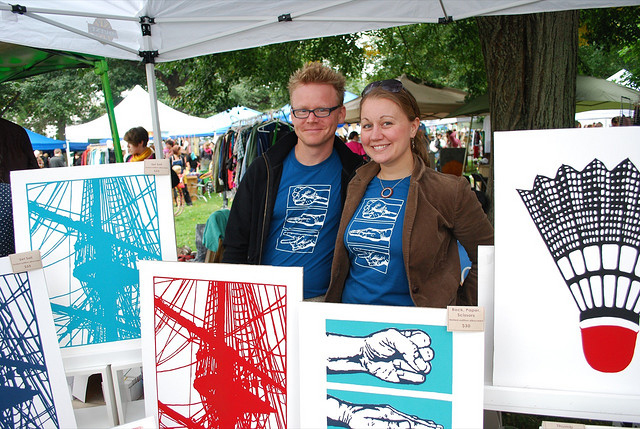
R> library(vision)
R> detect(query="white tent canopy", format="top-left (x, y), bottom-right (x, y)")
top-left (4, 1), bottom-right (638, 63)
top-left (65, 85), bottom-right (214, 142)
top-left (2, 0), bottom-right (639, 155)
top-left (208, 106), bottom-right (264, 134)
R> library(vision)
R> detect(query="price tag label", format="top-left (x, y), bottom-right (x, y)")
top-left (9, 250), bottom-right (43, 273)
top-left (144, 158), bottom-right (170, 175)
top-left (542, 422), bottom-right (585, 429)
top-left (447, 306), bottom-right (484, 332)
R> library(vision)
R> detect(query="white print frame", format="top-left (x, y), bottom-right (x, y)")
top-left (0, 256), bottom-right (77, 428)
top-left (298, 302), bottom-right (484, 429)
top-left (11, 163), bottom-right (176, 365)
top-left (493, 128), bottom-right (640, 399)
top-left (139, 261), bottom-right (303, 429)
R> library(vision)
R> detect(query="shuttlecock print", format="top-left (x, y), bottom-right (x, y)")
top-left (518, 159), bottom-right (640, 373)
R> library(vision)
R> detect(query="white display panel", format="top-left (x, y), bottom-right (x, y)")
top-left (299, 302), bottom-right (484, 429)
top-left (491, 127), bottom-right (640, 421)
top-left (139, 261), bottom-right (303, 429)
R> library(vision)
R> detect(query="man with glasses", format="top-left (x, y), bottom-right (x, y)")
top-left (223, 62), bottom-right (363, 300)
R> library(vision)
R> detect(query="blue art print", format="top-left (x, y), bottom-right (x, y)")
top-left (327, 389), bottom-right (449, 429)
top-left (326, 319), bottom-right (453, 394)
top-left (26, 175), bottom-right (162, 348)
top-left (0, 272), bottom-right (60, 428)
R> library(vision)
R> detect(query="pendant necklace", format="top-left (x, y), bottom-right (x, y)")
top-left (378, 176), bottom-right (408, 198)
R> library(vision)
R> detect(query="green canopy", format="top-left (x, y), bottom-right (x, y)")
top-left (448, 75), bottom-right (640, 118)
top-left (0, 42), bottom-right (96, 83)
top-left (0, 42), bottom-right (123, 161)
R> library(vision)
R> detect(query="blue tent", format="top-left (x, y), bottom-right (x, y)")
top-left (24, 128), bottom-right (88, 151)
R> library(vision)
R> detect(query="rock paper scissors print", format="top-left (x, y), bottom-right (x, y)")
top-left (518, 158), bottom-right (640, 373)
top-left (151, 277), bottom-right (287, 428)
top-left (23, 174), bottom-right (162, 347)
top-left (346, 198), bottom-right (404, 274)
top-left (325, 320), bottom-right (453, 429)
top-left (276, 185), bottom-right (331, 253)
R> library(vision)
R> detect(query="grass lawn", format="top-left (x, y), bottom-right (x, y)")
top-left (173, 191), bottom-right (226, 252)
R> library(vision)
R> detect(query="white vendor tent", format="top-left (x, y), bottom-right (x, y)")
top-left (2, 0), bottom-right (639, 156)
top-left (208, 106), bottom-right (264, 134)
top-left (65, 85), bottom-right (214, 143)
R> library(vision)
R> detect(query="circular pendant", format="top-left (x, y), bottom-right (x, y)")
top-left (380, 187), bottom-right (393, 198)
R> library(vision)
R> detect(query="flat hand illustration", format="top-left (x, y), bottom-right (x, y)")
top-left (327, 395), bottom-right (443, 429)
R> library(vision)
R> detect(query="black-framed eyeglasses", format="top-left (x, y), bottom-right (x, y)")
top-left (291, 105), bottom-right (341, 119)
top-left (361, 79), bottom-right (404, 97)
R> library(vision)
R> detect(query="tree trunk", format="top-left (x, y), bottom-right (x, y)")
top-left (56, 116), bottom-right (67, 142)
top-left (476, 11), bottom-right (578, 222)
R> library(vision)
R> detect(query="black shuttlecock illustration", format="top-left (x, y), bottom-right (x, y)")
top-left (518, 158), bottom-right (640, 373)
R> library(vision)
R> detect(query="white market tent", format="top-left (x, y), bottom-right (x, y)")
top-left (208, 106), bottom-right (264, 134)
top-left (65, 85), bottom-right (214, 142)
top-left (2, 0), bottom-right (639, 157)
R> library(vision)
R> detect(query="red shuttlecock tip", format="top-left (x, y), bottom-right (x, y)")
top-left (580, 323), bottom-right (638, 373)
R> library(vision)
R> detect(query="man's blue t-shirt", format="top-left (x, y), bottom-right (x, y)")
top-left (341, 176), bottom-right (413, 306)
top-left (262, 149), bottom-right (342, 298)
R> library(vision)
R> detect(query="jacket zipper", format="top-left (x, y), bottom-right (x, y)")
top-left (258, 156), bottom-right (270, 264)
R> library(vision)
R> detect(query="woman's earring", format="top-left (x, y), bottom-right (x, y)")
top-left (411, 137), bottom-right (415, 149)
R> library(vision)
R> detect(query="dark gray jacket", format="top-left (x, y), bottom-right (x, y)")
top-left (222, 131), bottom-right (363, 264)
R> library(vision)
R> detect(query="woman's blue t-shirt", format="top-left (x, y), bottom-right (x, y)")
top-left (341, 176), bottom-right (413, 306)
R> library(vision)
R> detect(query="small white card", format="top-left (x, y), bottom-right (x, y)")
top-left (144, 158), bottom-right (170, 175)
top-left (9, 250), bottom-right (43, 273)
top-left (447, 306), bottom-right (484, 332)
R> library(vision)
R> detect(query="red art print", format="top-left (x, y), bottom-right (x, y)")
top-left (152, 277), bottom-right (286, 428)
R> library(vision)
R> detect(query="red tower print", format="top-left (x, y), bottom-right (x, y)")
top-left (152, 277), bottom-right (287, 428)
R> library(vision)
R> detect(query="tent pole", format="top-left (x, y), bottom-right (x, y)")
top-left (95, 59), bottom-right (123, 162)
top-left (145, 63), bottom-right (163, 159)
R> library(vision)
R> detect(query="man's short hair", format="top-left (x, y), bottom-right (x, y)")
top-left (124, 126), bottom-right (149, 145)
top-left (53, 148), bottom-right (62, 155)
top-left (288, 62), bottom-right (345, 106)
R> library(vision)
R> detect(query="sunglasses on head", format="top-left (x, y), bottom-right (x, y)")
top-left (361, 79), bottom-right (404, 97)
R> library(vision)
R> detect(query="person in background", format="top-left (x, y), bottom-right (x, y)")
top-left (345, 131), bottom-right (368, 161)
top-left (325, 79), bottom-right (494, 307)
top-left (170, 145), bottom-right (193, 206)
top-left (73, 151), bottom-right (83, 166)
top-left (446, 129), bottom-right (461, 148)
top-left (223, 62), bottom-right (363, 300)
top-left (124, 126), bottom-right (154, 162)
top-left (187, 152), bottom-right (200, 173)
top-left (164, 138), bottom-right (176, 157)
top-left (49, 148), bottom-right (66, 167)
top-left (0, 117), bottom-right (39, 256)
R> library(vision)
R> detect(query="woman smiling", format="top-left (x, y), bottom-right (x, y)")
top-left (325, 79), bottom-right (494, 308)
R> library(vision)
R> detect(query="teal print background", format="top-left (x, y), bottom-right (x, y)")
top-left (326, 319), bottom-right (453, 394)
top-left (327, 388), bottom-right (451, 429)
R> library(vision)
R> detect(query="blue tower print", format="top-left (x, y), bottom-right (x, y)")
top-left (0, 272), bottom-right (59, 428)
top-left (26, 175), bottom-right (162, 347)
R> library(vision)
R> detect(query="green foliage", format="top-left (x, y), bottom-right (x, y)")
top-left (579, 6), bottom-right (640, 87)
top-left (0, 57), bottom-right (147, 138)
top-left (1, 69), bottom-right (101, 138)
top-left (156, 34), bottom-right (365, 115)
top-left (364, 19), bottom-right (487, 97)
